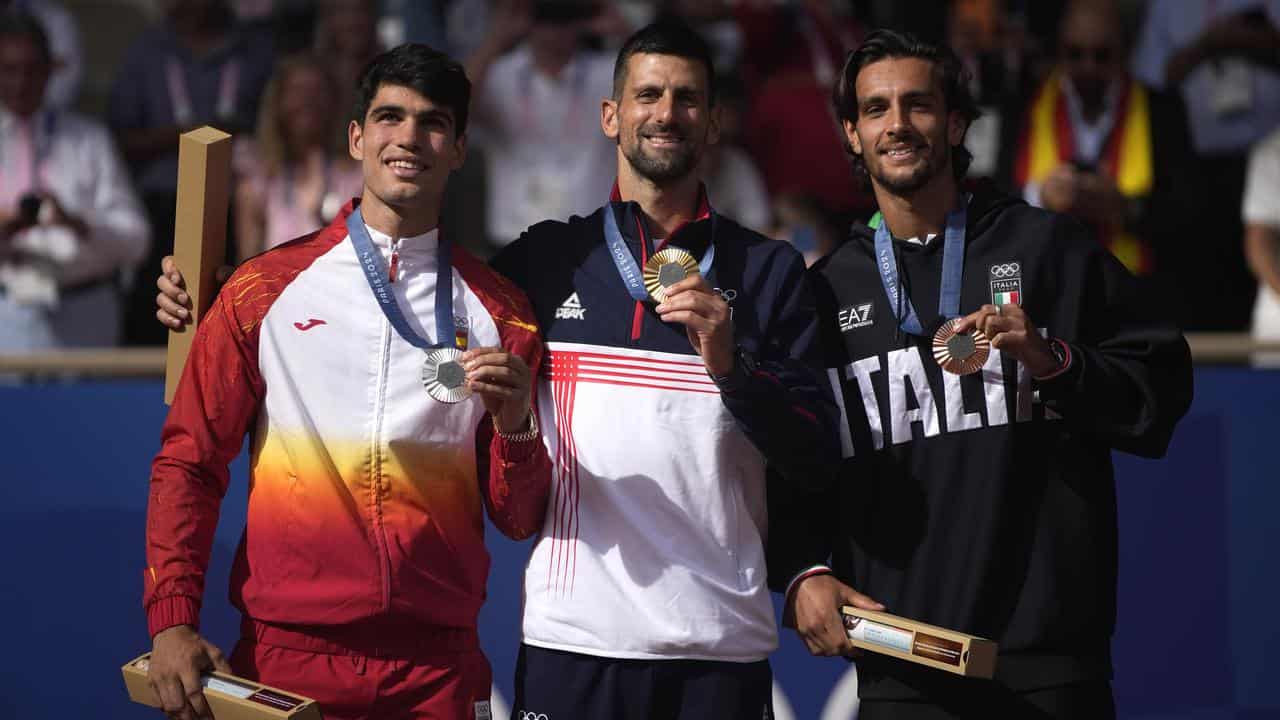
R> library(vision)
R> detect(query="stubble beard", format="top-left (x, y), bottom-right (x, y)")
top-left (868, 141), bottom-right (952, 195)
top-left (622, 126), bottom-right (702, 184)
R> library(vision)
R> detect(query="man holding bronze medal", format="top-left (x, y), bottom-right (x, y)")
top-left (768, 29), bottom-right (1194, 718)
top-left (143, 45), bottom-right (550, 720)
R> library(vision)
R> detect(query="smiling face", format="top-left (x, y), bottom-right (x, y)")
top-left (843, 56), bottom-right (965, 197)
top-left (603, 52), bottom-right (719, 185)
top-left (349, 82), bottom-right (465, 226)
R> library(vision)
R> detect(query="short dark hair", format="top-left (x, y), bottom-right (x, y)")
top-left (353, 43), bottom-right (471, 136)
top-left (0, 10), bottom-right (53, 66)
top-left (612, 20), bottom-right (717, 105)
top-left (831, 29), bottom-right (979, 181)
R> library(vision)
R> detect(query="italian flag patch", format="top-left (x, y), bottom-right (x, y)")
top-left (994, 289), bottom-right (1020, 306)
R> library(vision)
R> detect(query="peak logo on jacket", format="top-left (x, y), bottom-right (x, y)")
top-left (554, 292), bottom-right (586, 320)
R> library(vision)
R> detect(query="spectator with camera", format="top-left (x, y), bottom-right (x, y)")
top-left (0, 11), bottom-right (147, 351)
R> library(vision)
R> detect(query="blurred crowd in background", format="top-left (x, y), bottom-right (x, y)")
top-left (1, 0), bottom-right (1279, 354)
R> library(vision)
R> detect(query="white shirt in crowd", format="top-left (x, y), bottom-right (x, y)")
top-left (473, 46), bottom-right (616, 246)
top-left (1243, 127), bottom-right (1280, 362)
top-left (1133, 0), bottom-right (1280, 155)
top-left (0, 107), bottom-right (149, 351)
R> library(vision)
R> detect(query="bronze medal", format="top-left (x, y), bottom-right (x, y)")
top-left (642, 247), bottom-right (700, 303)
top-left (932, 318), bottom-right (990, 375)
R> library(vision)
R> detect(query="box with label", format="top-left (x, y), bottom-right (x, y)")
top-left (122, 653), bottom-right (323, 719)
top-left (841, 606), bottom-right (998, 678)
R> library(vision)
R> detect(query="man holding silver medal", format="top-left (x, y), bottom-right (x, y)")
top-left (768, 29), bottom-right (1194, 718)
top-left (143, 44), bottom-right (550, 720)
top-left (153, 21), bottom-right (840, 719)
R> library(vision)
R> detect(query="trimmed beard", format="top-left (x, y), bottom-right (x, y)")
top-left (621, 131), bottom-right (702, 183)
top-left (864, 140), bottom-right (954, 194)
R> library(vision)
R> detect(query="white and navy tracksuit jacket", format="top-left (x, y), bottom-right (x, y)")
top-left (492, 186), bottom-right (840, 663)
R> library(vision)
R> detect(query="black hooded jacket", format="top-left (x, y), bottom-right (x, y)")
top-left (768, 183), bottom-right (1193, 698)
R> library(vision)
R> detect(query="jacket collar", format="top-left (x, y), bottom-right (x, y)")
top-left (605, 181), bottom-right (715, 257)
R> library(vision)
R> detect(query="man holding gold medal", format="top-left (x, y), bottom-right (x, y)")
top-left (143, 45), bottom-right (550, 720)
top-left (489, 21), bottom-right (840, 719)
top-left (768, 29), bottom-right (1194, 718)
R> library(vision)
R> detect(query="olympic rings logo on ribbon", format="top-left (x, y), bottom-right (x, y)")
top-left (518, 713), bottom-right (550, 720)
top-left (990, 263), bottom-right (1020, 278)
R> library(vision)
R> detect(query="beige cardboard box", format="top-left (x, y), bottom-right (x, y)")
top-left (841, 606), bottom-right (999, 679)
top-left (165, 126), bottom-right (232, 404)
top-left (122, 653), bottom-right (323, 719)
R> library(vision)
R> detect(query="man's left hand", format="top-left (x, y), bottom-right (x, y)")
top-left (954, 304), bottom-right (1060, 378)
top-left (656, 274), bottom-right (734, 376)
top-left (464, 347), bottom-right (533, 433)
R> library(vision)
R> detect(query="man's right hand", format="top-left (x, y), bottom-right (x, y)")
top-left (148, 624), bottom-right (232, 720)
top-left (785, 573), bottom-right (884, 657)
top-left (156, 256), bottom-right (234, 330)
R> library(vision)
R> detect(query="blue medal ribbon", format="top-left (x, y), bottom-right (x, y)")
top-left (347, 206), bottom-right (456, 349)
top-left (601, 200), bottom-right (716, 302)
top-left (872, 201), bottom-right (968, 336)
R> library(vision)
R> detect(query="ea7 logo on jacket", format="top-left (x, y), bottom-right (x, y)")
top-left (554, 292), bottom-right (585, 320)
top-left (838, 302), bottom-right (874, 332)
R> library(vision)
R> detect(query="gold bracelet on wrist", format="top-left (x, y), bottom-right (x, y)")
top-left (494, 410), bottom-right (539, 443)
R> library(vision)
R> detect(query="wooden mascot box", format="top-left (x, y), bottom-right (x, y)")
top-left (841, 606), bottom-right (999, 678)
top-left (122, 653), bottom-right (323, 719)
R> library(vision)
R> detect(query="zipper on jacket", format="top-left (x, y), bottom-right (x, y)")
top-left (369, 293), bottom-right (395, 611)
top-left (388, 237), bottom-right (402, 283)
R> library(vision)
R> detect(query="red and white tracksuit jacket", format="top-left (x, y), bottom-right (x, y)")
top-left (144, 201), bottom-right (550, 651)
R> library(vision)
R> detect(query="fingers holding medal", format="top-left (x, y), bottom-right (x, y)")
top-left (462, 347), bottom-right (533, 431)
top-left (954, 304), bottom-right (1059, 378)
top-left (655, 271), bottom-right (736, 377)
top-left (963, 303), bottom-right (1029, 350)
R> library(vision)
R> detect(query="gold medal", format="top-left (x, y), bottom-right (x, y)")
top-left (932, 318), bottom-right (990, 375)
top-left (422, 347), bottom-right (471, 403)
top-left (642, 247), bottom-right (700, 303)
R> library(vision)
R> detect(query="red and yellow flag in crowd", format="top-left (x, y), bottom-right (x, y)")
top-left (1015, 72), bottom-right (1155, 275)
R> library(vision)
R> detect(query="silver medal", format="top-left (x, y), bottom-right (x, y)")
top-left (422, 347), bottom-right (471, 403)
